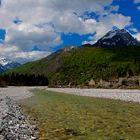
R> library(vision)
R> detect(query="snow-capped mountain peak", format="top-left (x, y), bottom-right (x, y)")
top-left (94, 29), bottom-right (140, 48)
top-left (102, 29), bottom-right (127, 40)
top-left (0, 57), bottom-right (13, 66)
top-left (0, 57), bottom-right (21, 73)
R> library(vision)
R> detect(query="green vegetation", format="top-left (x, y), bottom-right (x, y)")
top-left (7, 47), bottom-right (140, 86)
top-left (21, 89), bottom-right (140, 140)
top-left (0, 78), bottom-right (7, 87)
top-left (0, 73), bottom-right (49, 86)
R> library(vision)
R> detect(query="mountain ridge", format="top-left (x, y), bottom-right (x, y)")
top-left (93, 29), bottom-right (140, 48)
top-left (5, 28), bottom-right (140, 86)
top-left (0, 57), bottom-right (20, 73)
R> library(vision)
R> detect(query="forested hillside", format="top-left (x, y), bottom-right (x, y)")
top-left (7, 46), bottom-right (140, 87)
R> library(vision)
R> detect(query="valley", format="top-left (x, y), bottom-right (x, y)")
top-left (1, 1), bottom-right (140, 139)
top-left (18, 87), bottom-right (140, 139)
top-left (7, 47), bottom-right (140, 88)
top-left (1, 87), bottom-right (140, 139)
top-left (5, 29), bottom-right (140, 88)
top-left (0, 29), bottom-right (140, 140)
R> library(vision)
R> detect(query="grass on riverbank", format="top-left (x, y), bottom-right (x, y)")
top-left (21, 89), bottom-right (140, 140)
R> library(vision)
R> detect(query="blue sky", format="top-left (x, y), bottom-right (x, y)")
top-left (0, 0), bottom-right (140, 63)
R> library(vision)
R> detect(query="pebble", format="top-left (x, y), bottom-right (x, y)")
top-left (0, 135), bottom-right (4, 140)
top-left (0, 97), bottom-right (37, 140)
top-left (47, 88), bottom-right (140, 103)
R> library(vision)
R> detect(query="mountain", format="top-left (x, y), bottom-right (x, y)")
top-left (0, 57), bottom-right (20, 73)
top-left (6, 47), bottom-right (140, 86)
top-left (94, 29), bottom-right (140, 48)
top-left (6, 29), bottom-right (140, 86)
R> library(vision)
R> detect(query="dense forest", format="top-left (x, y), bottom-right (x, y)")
top-left (0, 73), bottom-right (49, 87)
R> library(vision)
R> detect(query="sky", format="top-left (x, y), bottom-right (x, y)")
top-left (0, 0), bottom-right (140, 63)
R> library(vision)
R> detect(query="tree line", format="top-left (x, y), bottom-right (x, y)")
top-left (0, 73), bottom-right (49, 87)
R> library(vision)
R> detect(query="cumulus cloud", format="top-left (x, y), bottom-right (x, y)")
top-left (134, 33), bottom-right (140, 41)
top-left (0, 44), bottom-right (50, 63)
top-left (0, 0), bottom-right (113, 28)
top-left (5, 23), bottom-right (62, 51)
top-left (52, 12), bottom-right (99, 34)
top-left (0, 0), bottom-right (134, 62)
top-left (13, 51), bottom-right (50, 64)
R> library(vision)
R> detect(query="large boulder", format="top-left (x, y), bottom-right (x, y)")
top-left (124, 79), bottom-right (139, 86)
top-left (118, 78), bottom-right (126, 86)
top-left (118, 77), bottom-right (139, 87)
top-left (88, 79), bottom-right (96, 87)
top-left (98, 79), bottom-right (112, 88)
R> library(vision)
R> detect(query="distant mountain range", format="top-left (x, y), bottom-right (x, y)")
top-left (0, 57), bottom-right (20, 73)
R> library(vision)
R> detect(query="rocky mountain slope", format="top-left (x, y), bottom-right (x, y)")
top-left (0, 57), bottom-right (20, 73)
top-left (94, 29), bottom-right (140, 48)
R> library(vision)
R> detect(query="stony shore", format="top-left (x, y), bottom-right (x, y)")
top-left (47, 88), bottom-right (140, 103)
top-left (0, 97), bottom-right (37, 140)
top-left (0, 87), bottom-right (39, 140)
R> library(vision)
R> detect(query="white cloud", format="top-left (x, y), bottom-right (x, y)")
top-left (109, 5), bottom-right (119, 12)
top-left (0, 45), bottom-right (19, 55)
top-left (0, 0), bottom-right (133, 62)
top-left (14, 51), bottom-right (50, 64)
top-left (129, 28), bottom-right (138, 33)
top-left (134, 0), bottom-right (140, 4)
top-left (137, 6), bottom-right (140, 10)
top-left (82, 40), bottom-right (96, 45)
top-left (134, 0), bottom-right (140, 10)
top-left (0, 0), bottom-right (113, 28)
top-left (52, 12), bottom-right (99, 34)
top-left (0, 44), bottom-right (50, 63)
top-left (94, 14), bottom-right (131, 40)
top-left (5, 23), bottom-right (62, 51)
top-left (103, 5), bottom-right (119, 15)
top-left (82, 13), bottom-right (132, 44)
top-left (134, 33), bottom-right (140, 41)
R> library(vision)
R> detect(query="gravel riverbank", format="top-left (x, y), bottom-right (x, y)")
top-left (0, 97), bottom-right (36, 140)
top-left (47, 88), bottom-right (140, 103)
top-left (0, 87), bottom-right (38, 140)
top-left (1, 86), bottom-right (140, 139)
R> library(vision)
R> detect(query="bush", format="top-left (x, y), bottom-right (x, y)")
top-left (0, 78), bottom-right (7, 87)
